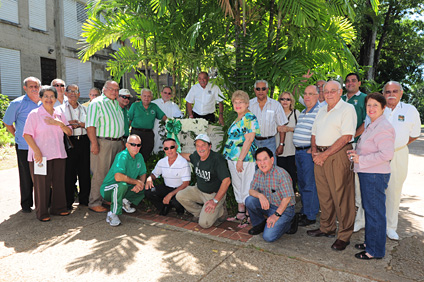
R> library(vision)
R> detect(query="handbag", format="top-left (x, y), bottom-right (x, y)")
top-left (64, 134), bottom-right (74, 150)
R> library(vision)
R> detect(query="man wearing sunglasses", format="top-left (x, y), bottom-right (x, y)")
top-left (249, 80), bottom-right (288, 163)
top-left (145, 138), bottom-right (191, 216)
top-left (118, 89), bottom-right (132, 140)
top-left (51, 78), bottom-right (68, 107)
top-left (100, 135), bottom-right (147, 226)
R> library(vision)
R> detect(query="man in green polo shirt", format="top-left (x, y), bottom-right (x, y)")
top-left (100, 135), bottom-right (147, 226)
top-left (128, 88), bottom-right (167, 161)
top-left (177, 134), bottom-right (231, 228)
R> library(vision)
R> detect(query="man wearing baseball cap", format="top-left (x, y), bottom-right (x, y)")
top-left (177, 134), bottom-right (231, 228)
top-left (118, 89), bottom-right (132, 140)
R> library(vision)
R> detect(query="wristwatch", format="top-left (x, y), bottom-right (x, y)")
top-left (274, 211), bottom-right (282, 217)
top-left (279, 143), bottom-right (285, 146)
top-left (212, 198), bottom-right (219, 204)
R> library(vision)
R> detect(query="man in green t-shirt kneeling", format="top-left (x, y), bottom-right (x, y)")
top-left (100, 135), bottom-right (147, 226)
top-left (177, 134), bottom-right (231, 228)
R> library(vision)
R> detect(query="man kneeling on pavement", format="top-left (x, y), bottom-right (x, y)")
top-left (100, 135), bottom-right (146, 226)
top-left (177, 134), bottom-right (231, 228)
top-left (246, 147), bottom-right (297, 242)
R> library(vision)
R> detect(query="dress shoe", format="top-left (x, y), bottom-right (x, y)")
top-left (159, 205), bottom-right (171, 216)
top-left (286, 213), bottom-right (299, 235)
top-left (21, 208), bottom-right (32, 213)
top-left (176, 208), bottom-right (185, 215)
top-left (89, 206), bottom-right (108, 213)
top-left (331, 239), bottom-right (350, 251)
top-left (248, 221), bottom-right (266, 235)
top-left (387, 229), bottom-right (399, 240)
top-left (307, 228), bottom-right (336, 238)
top-left (298, 217), bottom-right (316, 227)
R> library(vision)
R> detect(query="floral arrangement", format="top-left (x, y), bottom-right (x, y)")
top-left (179, 118), bottom-right (209, 136)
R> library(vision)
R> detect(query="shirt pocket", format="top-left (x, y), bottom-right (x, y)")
top-left (266, 110), bottom-right (274, 122)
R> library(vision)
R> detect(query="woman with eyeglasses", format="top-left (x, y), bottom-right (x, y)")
top-left (223, 90), bottom-right (260, 228)
top-left (347, 93), bottom-right (395, 260)
top-left (276, 92), bottom-right (300, 191)
top-left (23, 86), bottom-right (72, 222)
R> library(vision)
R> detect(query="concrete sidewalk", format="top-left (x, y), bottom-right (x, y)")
top-left (0, 132), bottom-right (423, 281)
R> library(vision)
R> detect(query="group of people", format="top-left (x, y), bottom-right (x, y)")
top-left (2, 71), bottom-right (421, 262)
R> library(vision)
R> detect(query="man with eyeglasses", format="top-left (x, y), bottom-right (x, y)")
top-left (100, 135), bottom-right (146, 226)
top-left (3, 77), bottom-right (41, 213)
top-left (307, 80), bottom-right (357, 251)
top-left (145, 138), bottom-right (191, 216)
top-left (56, 84), bottom-right (91, 209)
top-left (185, 72), bottom-right (225, 125)
top-left (249, 80), bottom-right (288, 163)
top-left (86, 80), bottom-right (125, 213)
top-left (117, 89), bottom-right (132, 140)
top-left (51, 78), bottom-right (68, 107)
top-left (382, 81), bottom-right (421, 240)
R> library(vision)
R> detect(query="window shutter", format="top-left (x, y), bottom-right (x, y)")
top-left (28, 0), bottom-right (47, 31)
top-left (65, 57), bottom-right (92, 98)
top-left (0, 0), bottom-right (19, 23)
top-left (0, 47), bottom-right (22, 97)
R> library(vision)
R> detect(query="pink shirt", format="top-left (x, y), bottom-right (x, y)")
top-left (354, 115), bottom-right (395, 174)
top-left (23, 106), bottom-right (70, 161)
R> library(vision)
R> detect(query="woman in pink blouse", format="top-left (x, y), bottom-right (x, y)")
top-left (23, 86), bottom-right (72, 222)
top-left (347, 92), bottom-right (395, 260)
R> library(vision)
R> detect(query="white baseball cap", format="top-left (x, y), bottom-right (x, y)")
top-left (119, 89), bottom-right (132, 97)
top-left (194, 134), bottom-right (211, 144)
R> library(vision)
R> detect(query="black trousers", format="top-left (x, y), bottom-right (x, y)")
top-left (193, 111), bottom-right (215, 123)
top-left (15, 145), bottom-right (34, 210)
top-left (131, 129), bottom-right (154, 162)
top-left (277, 155), bottom-right (297, 191)
top-left (65, 135), bottom-right (91, 207)
top-left (144, 184), bottom-right (184, 213)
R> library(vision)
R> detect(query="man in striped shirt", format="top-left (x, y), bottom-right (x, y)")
top-left (86, 80), bottom-right (125, 213)
top-left (292, 85), bottom-right (321, 227)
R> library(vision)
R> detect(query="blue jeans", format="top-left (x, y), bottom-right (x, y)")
top-left (245, 196), bottom-right (294, 242)
top-left (255, 137), bottom-right (277, 165)
top-left (358, 173), bottom-right (390, 258)
top-left (295, 149), bottom-right (319, 220)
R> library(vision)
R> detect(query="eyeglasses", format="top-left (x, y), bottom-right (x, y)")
top-left (384, 90), bottom-right (400, 94)
top-left (279, 98), bottom-right (291, 101)
top-left (164, 145), bottom-right (176, 151)
top-left (67, 90), bottom-right (79, 94)
top-left (106, 87), bottom-right (119, 92)
top-left (162, 91), bottom-right (172, 95)
top-left (255, 87), bottom-right (267, 91)
top-left (128, 143), bottom-right (141, 147)
top-left (119, 95), bottom-right (131, 100)
top-left (323, 89), bottom-right (339, 95)
top-left (53, 84), bottom-right (65, 87)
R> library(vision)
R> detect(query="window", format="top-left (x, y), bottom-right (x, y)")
top-left (0, 48), bottom-right (22, 97)
top-left (29, 0), bottom-right (47, 31)
top-left (0, 0), bottom-right (19, 24)
top-left (65, 57), bottom-right (92, 98)
top-left (64, 0), bottom-right (87, 39)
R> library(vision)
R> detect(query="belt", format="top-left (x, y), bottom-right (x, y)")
top-left (317, 146), bottom-right (330, 152)
top-left (132, 127), bottom-right (153, 132)
top-left (98, 136), bottom-right (123, 141)
top-left (256, 136), bottom-right (274, 140)
top-left (69, 135), bottom-right (88, 141)
top-left (295, 146), bottom-right (311, 151)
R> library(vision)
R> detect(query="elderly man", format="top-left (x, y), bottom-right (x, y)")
top-left (185, 72), bottom-right (225, 125)
top-left (117, 89), bottom-right (132, 139)
top-left (177, 134), bottom-right (231, 228)
top-left (245, 147), bottom-right (296, 242)
top-left (307, 80), bottom-right (357, 251)
top-left (51, 78), bottom-right (68, 107)
top-left (82, 88), bottom-right (101, 107)
top-left (3, 77), bottom-right (41, 213)
top-left (100, 135), bottom-right (146, 226)
top-left (292, 85), bottom-right (321, 226)
top-left (128, 88), bottom-right (167, 161)
top-left (383, 81), bottom-right (421, 240)
top-left (145, 138), bottom-right (191, 215)
top-left (249, 80), bottom-right (287, 162)
top-left (86, 80), bottom-right (125, 213)
top-left (152, 86), bottom-right (183, 152)
top-left (56, 84), bottom-right (91, 209)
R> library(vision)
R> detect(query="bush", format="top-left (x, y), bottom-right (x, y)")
top-left (0, 94), bottom-right (14, 147)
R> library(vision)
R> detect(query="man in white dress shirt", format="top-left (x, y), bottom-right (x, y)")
top-left (382, 81), bottom-right (421, 240)
top-left (185, 72), bottom-right (225, 125)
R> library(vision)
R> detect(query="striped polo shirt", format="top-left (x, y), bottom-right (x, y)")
top-left (293, 102), bottom-right (320, 147)
top-left (86, 94), bottom-right (124, 138)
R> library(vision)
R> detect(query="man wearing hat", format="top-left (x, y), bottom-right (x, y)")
top-left (177, 134), bottom-right (231, 228)
top-left (117, 89), bottom-right (132, 140)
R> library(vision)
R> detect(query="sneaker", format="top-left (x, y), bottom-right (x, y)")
top-left (106, 211), bottom-right (121, 227)
top-left (387, 229), bottom-right (399, 240)
top-left (122, 198), bottom-right (136, 213)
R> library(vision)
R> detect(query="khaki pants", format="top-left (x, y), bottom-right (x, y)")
top-left (176, 185), bottom-right (226, 228)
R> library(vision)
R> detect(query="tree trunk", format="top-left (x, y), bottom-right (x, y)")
top-left (154, 36), bottom-right (160, 98)
top-left (374, 4), bottom-right (395, 78)
top-left (143, 37), bottom-right (150, 88)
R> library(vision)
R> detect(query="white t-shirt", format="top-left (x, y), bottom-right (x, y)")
top-left (185, 83), bottom-right (224, 115)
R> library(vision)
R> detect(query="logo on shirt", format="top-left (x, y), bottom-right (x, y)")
top-left (150, 110), bottom-right (155, 115)
top-left (354, 99), bottom-right (358, 105)
top-left (398, 115), bottom-right (405, 122)
top-left (137, 163), bottom-right (141, 169)
top-left (208, 90), bottom-right (212, 95)
top-left (195, 167), bottom-right (210, 182)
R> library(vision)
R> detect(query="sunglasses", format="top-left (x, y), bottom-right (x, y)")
top-left (164, 145), bottom-right (176, 151)
top-left (119, 95), bottom-right (131, 100)
top-left (255, 87), bottom-right (267, 91)
top-left (53, 84), bottom-right (65, 87)
top-left (279, 98), bottom-right (291, 101)
top-left (128, 143), bottom-right (141, 147)
top-left (163, 91), bottom-right (172, 95)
